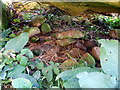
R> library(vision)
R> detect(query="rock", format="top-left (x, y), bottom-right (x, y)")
top-left (91, 47), bottom-right (100, 61)
top-left (56, 39), bottom-right (76, 46)
top-left (30, 15), bottom-right (46, 27)
top-left (82, 53), bottom-right (95, 67)
top-left (59, 59), bottom-right (79, 69)
top-left (30, 36), bottom-right (40, 42)
top-left (75, 41), bottom-right (87, 51)
top-left (13, 1), bottom-right (41, 13)
top-left (18, 27), bottom-right (40, 37)
top-left (84, 40), bottom-right (98, 50)
top-left (59, 15), bottom-right (71, 22)
top-left (69, 48), bottom-right (86, 58)
top-left (71, 17), bottom-right (80, 22)
top-left (41, 23), bottom-right (52, 34)
top-left (109, 29), bottom-right (118, 39)
top-left (32, 49), bottom-right (44, 56)
top-left (56, 31), bottom-right (84, 39)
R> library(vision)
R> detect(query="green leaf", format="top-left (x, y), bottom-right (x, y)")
top-left (14, 73), bottom-right (40, 88)
top-left (13, 19), bottom-right (20, 22)
top-left (7, 65), bottom-right (25, 78)
top-left (46, 70), bottom-right (53, 82)
top-left (49, 61), bottom-right (54, 66)
top-left (98, 39), bottom-right (118, 77)
top-left (63, 77), bottom-right (80, 88)
top-left (0, 63), bottom-right (5, 71)
top-left (20, 56), bottom-right (28, 66)
top-left (12, 78), bottom-right (32, 88)
top-left (53, 67), bottom-right (59, 75)
top-left (32, 70), bottom-right (41, 80)
top-left (36, 62), bottom-right (44, 69)
top-left (21, 48), bottom-right (34, 58)
top-left (16, 54), bottom-right (22, 61)
top-left (3, 64), bottom-right (13, 72)
top-left (5, 33), bottom-right (29, 52)
top-left (0, 71), bottom-right (6, 79)
top-left (76, 72), bottom-right (117, 88)
top-left (29, 61), bottom-right (36, 69)
top-left (56, 67), bottom-right (101, 81)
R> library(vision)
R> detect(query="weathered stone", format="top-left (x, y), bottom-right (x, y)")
top-left (30, 15), bottom-right (46, 27)
top-left (59, 59), bottom-right (79, 69)
top-left (30, 36), bottom-right (40, 42)
top-left (49, 2), bottom-right (120, 16)
top-left (69, 48), bottom-right (86, 58)
top-left (91, 47), bottom-right (100, 61)
top-left (59, 15), bottom-right (71, 22)
top-left (18, 27), bottom-right (40, 37)
top-left (84, 40), bottom-right (98, 50)
top-left (13, 1), bottom-right (41, 13)
top-left (75, 41), bottom-right (87, 51)
top-left (56, 39), bottom-right (76, 46)
top-left (82, 53), bottom-right (95, 67)
top-left (41, 23), bottom-right (52, 34)
top-left (56, 31), bottom-right (84, 39)
top-left (109, 29), bottom-right (118, 39)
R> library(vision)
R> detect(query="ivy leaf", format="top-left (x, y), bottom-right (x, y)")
top-left (63, 77), bottom-right (80, 88)
top-left (36, 62), bottom-right (44, 70)
top-left (7, 65), bottom-right (25, 78)
top-left (5, 32), bottom-right (29, 52)
top-left (76, 72), bottom-right (117, 88)
top-left (12, 78), bottom-right (32, 88)
top-left (56, 67), bottom-right (101, 81)
top-left (0, 71), bottom-right (6, 79)
top-left (46, 70), bottom-right (53, 82)
top-left (99, 39), bottom-right (118, 77)
top-left (21, 48), bottom-right (34, 58)
top-left (32, 70), bottom-right (41, 80)
top-left (53, 67), bottom-right (59, 75)
top-left (20, 56), bottom-right (28, 66)
top-left (13, 19), bottom-right (20, 23)
top-left (14, 74), bottom-right (40, 88)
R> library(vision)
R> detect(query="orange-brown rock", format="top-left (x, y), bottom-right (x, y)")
top-left (69, 48), bottom-right (86, 58)
top-left (56, 39), bottom-right (76, 46)
top-left (75, 41), bottom-right (87, 51)
top-left (91, 47), bottom-right (100, 61)
top-left (59, 59), bottom-right (79, 69)
top-left (56, 31), bottom-right (84, 39)
top-left (84, 40), bottom-right (98, 50)
top-left (109, 30), bottom-right (118, 39)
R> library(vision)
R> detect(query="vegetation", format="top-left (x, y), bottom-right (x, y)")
top-left (0, 1), bottom-right (119, 89)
